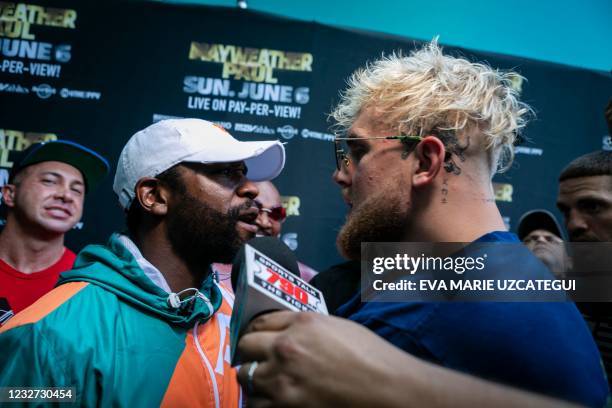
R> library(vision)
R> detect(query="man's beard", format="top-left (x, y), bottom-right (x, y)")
top-left (166, 190), bottom-right (249, 271)
top-left (337, 190), bottom-right (410, 260)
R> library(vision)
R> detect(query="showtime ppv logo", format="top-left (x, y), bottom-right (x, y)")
top-left (60, 88), bottom-right (101, 100)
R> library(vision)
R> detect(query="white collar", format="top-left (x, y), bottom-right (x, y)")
top-left (117, 234), bottom-right (173, 294)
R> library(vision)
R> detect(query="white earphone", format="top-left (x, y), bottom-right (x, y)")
top-left (166, 288), bottom-right (214, 316)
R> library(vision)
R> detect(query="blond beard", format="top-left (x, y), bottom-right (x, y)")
top-left (336, 189), bottom-right (410, 260)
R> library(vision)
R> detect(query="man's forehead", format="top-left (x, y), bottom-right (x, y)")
top-left (25, 160), bottom-right (84, 181)
top-left (255, 182), bottom-right (280, 206)
top-left (559, 175), bottom-right (612, 196)
top-left (349, 107), bottom-right (389, 136)
top-left (526, 229), bottom-right (559, 238)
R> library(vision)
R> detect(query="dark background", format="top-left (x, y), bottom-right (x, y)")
top-left (1, 1), bottom-right (610, 270)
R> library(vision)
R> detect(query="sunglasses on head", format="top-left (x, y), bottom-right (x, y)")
top-left (255, 201), bottom-right (287, 222)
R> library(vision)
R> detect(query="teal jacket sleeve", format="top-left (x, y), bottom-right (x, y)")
top-left (0, 324), bottom-right (87, 407)
top-left (0, 324), bottom-right (70, 387)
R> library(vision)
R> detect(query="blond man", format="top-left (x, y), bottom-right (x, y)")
top-left (238, 42), bottom-right (608, 406)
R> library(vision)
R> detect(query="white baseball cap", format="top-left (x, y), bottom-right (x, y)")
top-left (113, 118), bottom-right (285, 209)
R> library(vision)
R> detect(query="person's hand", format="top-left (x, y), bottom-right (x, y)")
top-left (236, 311), bottom-right (405, 408)
top-left (236, 311), bottom-right (579, 408)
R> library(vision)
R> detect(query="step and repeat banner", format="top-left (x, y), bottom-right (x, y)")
top-left (1, 1), bottom-right (611, 270)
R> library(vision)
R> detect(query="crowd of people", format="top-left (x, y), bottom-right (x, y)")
top-left (0, 41), bottom-right (611, 407)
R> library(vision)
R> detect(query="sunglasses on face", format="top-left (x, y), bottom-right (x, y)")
top-left (255, 201), bottom-right (287, 222)
top-left (334, 135), bottom-right (423, 171)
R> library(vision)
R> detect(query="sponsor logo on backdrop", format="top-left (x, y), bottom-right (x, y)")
top-left (183, 42), bottom-right (313, 120)
top-left (0, 3), bottom-right (77, 78)
top-left (234, 123), bottom-right (275, 135)
top-left (282, 232), bottom-right (298, 251)
top-left (277, 125), bottom-right (298, 140)
top-left (281, 195), bottom-right (300, 217)
top-left (28, 85), bottom-right (100, 100)
top-left (31, 83), bottom-right (55, 98)
top-left (0, 81), bottom-right (28, 94)
top-left (515, 146), bottom-right (543, 156)
top-left (603, 134), bottom-right (612, 151)
top-left (493, 183), bottom-right (513, 203)
top-left (301, 129), bottom-right (334, 142)
top-left (60, 87), bottom-right (101, 100)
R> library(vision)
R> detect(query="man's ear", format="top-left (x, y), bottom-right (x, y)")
top-left (1, 184), bottom-right (16, 208)
top-left (134, 178), bottom-right (170, 216)
top-left (412, 136), bottom-right (445, 188)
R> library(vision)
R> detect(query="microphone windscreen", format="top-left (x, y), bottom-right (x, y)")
top-left (231, 236), bottom-right (300, 291)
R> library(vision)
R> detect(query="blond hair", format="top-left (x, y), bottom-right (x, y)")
top-left (331, 41), bottom-right (532, 173)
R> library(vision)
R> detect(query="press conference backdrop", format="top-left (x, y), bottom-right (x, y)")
top-left (0, 1), bottom-right (610, 270)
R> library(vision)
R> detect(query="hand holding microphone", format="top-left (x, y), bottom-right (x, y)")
top-left (231, 240), bottom-right (574, 408)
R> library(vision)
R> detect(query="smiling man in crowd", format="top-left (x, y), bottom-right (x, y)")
top-left (0, 119), bottom-right (285, 406)
top-left (0, 140), bottom-right (108, 323)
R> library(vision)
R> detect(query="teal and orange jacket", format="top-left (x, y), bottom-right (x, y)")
top-left (0, 234), bottom-right (241, 407)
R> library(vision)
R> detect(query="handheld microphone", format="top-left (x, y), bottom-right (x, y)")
top-left (229, 237), bottom-right (328, 365)
top-left (230, 236), bottom-right (301, 291)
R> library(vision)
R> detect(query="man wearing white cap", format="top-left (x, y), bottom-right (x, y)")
top-left (0, 119), bottom-right (285, 407)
